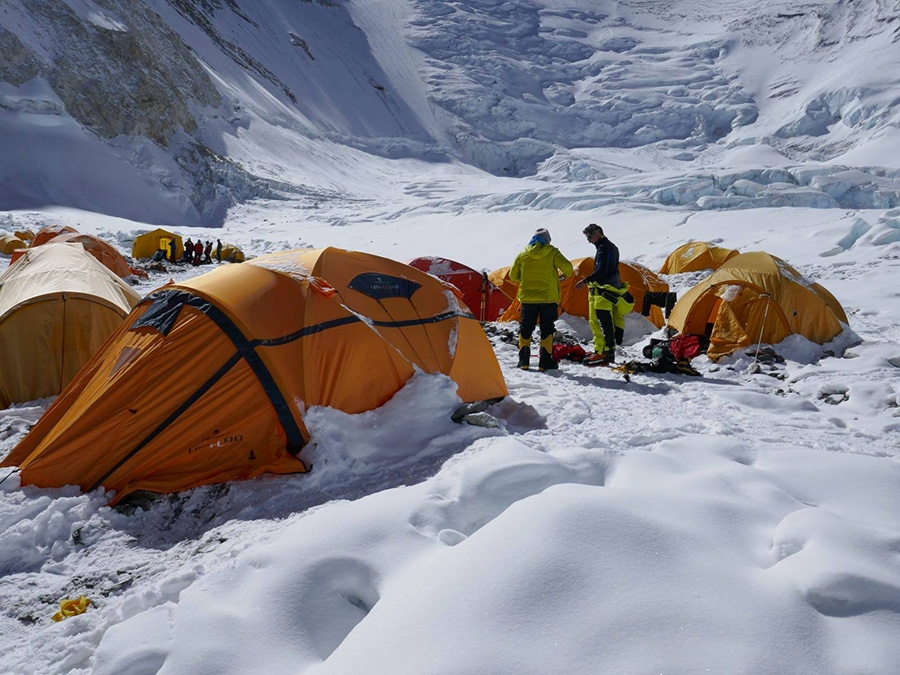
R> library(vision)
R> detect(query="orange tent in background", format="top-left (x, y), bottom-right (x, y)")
top-left (559, 258), bottom-right (670, 327)
top-left (11, 233), bottom-right (138, 278)
top-left (409, 256), bottom-right (512, 321)
top-left (488, 266), bottom-right (518, 303)
top-left (3, 248), bottom-right (508, 503)
top-left (0, 244), bottom-right (142, 408)
top-left (32, 225), bottom-right (78, 248)
top-left (659, 241), bottom-right (739, 274)
top-left (497, 258), bottom-right (670, 327)
top-left (667, 251), bottom-right (847, 359)
top-left (14, 230), bottom-right (35, 244)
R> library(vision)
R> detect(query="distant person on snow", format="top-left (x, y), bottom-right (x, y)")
top-left (184, 238), bottom-right (194, 264)
top-left (203, 241), bottom-right (212, 264)
top-left (216, 239), bottom-right (223, 263)
top-left (509, 227), bottom-right (573, 371)
top-left (193, 240), bottom-right (203, 266)
top-left (575, 223), bottom-right (634, 366)
top-left (168, 237), bottom-right (177, 263)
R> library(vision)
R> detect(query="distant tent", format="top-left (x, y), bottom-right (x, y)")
top-left (3, 248), bottom-right (508, 503)
top-left (659, 241), bottom-right (739, 274)
top-left (488, 267), bottom-right (519, 319)
top-left (220, 243), bottom-right (245, 263)
top-left (497, 258), bottom-right (670, 328)
top-left (0, 234), bottom-right (27, 255)
top-left (32, 225), bottom-right (78, 248)
top-left (132, 228), bottom-right (184, 261)
top-left (14, 230), bottom-right (35, 244)
top-left (667, 251), bottom-right (848, 359)
top-left (560, 258), bottom-right (671, 328)
top-left (408, 256), bottom-right (512, 321)
top-left (0, 243), bottom-right (142, 408)
top-left (12, 233), bottom-right (137, 278)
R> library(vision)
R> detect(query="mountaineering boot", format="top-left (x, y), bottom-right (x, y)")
top-left (583, 352), bottom-right (610, 367)
top-left (538, 334), bottom-right (558, 371)
top-left (517, 336), bottom-right (531, 369)
top-left (604, 349), bottom-right (616, 364)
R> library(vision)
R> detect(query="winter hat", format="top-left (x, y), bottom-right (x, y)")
top-left (533, 228), bottom-right (551, 244)
top-left (583, 223), bottom-right (603, 237)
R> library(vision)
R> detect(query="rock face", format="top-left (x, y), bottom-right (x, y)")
top-left (7, 0), bottom-right (220, 144)
top-left (2, 0), bottom-right (900, 223)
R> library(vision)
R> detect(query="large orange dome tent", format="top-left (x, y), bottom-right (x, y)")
top-left (667, 251), bottom-right (847, 359)
top-left (2, 248), bottom-right (508, 503)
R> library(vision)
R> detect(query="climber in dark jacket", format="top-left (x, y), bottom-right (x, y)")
top-left (576, 223), bottom-right (632, 365)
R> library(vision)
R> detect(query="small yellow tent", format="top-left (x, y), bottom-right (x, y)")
top-left (219, 243), bottom-right (245, 263)
top-left (667, 251), bottom-right (847, 359)
top-left (0, 243), bottom-right (142, 407)
top-left (3, 248), bottom-right (508, 503)
top-left (132, 228), bottom-right (184, 260)
top-left (0, 233), bottom-right (26, 255)
top-left (659, 241), bottom-right (739, 274)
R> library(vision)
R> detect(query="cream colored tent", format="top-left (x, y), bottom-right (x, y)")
top-left (659, 241), bottom-right (739, 274)
top-left (667, 251), bottom-right (848, 359)
top-left (0, 243), bottom-right (142, 407)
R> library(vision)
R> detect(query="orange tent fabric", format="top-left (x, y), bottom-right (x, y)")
top-left (12, 233), bottom-right (137, 278)
top-left (659, 241), bottom-right (739, 274)
top-left (409, 256), bottom-right (512, 321)
top-left (32, 225), bottom-right (78, 248)
top-left (3, 248), bottom-right (508, 503)
top-left (497, 258), bottom-right (669, 327)
top-left (14, 229), bottom-right (35, 244)
top-left (667, 251), bottom-right (847, 359)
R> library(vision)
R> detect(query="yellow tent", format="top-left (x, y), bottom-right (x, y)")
top-left (132, 228), bottom-right (184, 260)
top-left (3, 248), bottom-right (508, 503)
top-left (219, 243), bottom-right (245, 263)
top-left (497, 258), bottom-right (670, 328)
top-left (14, 230), bottom-right (35, 244)
top-left (667, 251), bottom-right (848, 359)
top-left (0, 233), bottom-right (26, 255)
top-left (0, 243), bottom-right (142, 407)
top-left (659, 241), bottom-right (739, 274)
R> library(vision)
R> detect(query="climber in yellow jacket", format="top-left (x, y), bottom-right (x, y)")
top-left (509, 228), bottom-right (574, 371)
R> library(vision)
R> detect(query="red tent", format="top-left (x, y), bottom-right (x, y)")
top-left (408, 257), bottom-right (512, 321)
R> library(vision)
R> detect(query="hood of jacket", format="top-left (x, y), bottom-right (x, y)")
top-left (523, 243), bottom-right (555, 258)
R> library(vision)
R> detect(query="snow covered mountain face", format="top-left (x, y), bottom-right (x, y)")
top-left (2, 0), bottom-right (900, 225)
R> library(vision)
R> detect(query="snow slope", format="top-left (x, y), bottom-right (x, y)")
top-left (1, 1), bottom-right (900, 673)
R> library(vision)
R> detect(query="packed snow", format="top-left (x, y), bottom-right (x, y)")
top-left (2, 0), bottom-right (900, 673)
